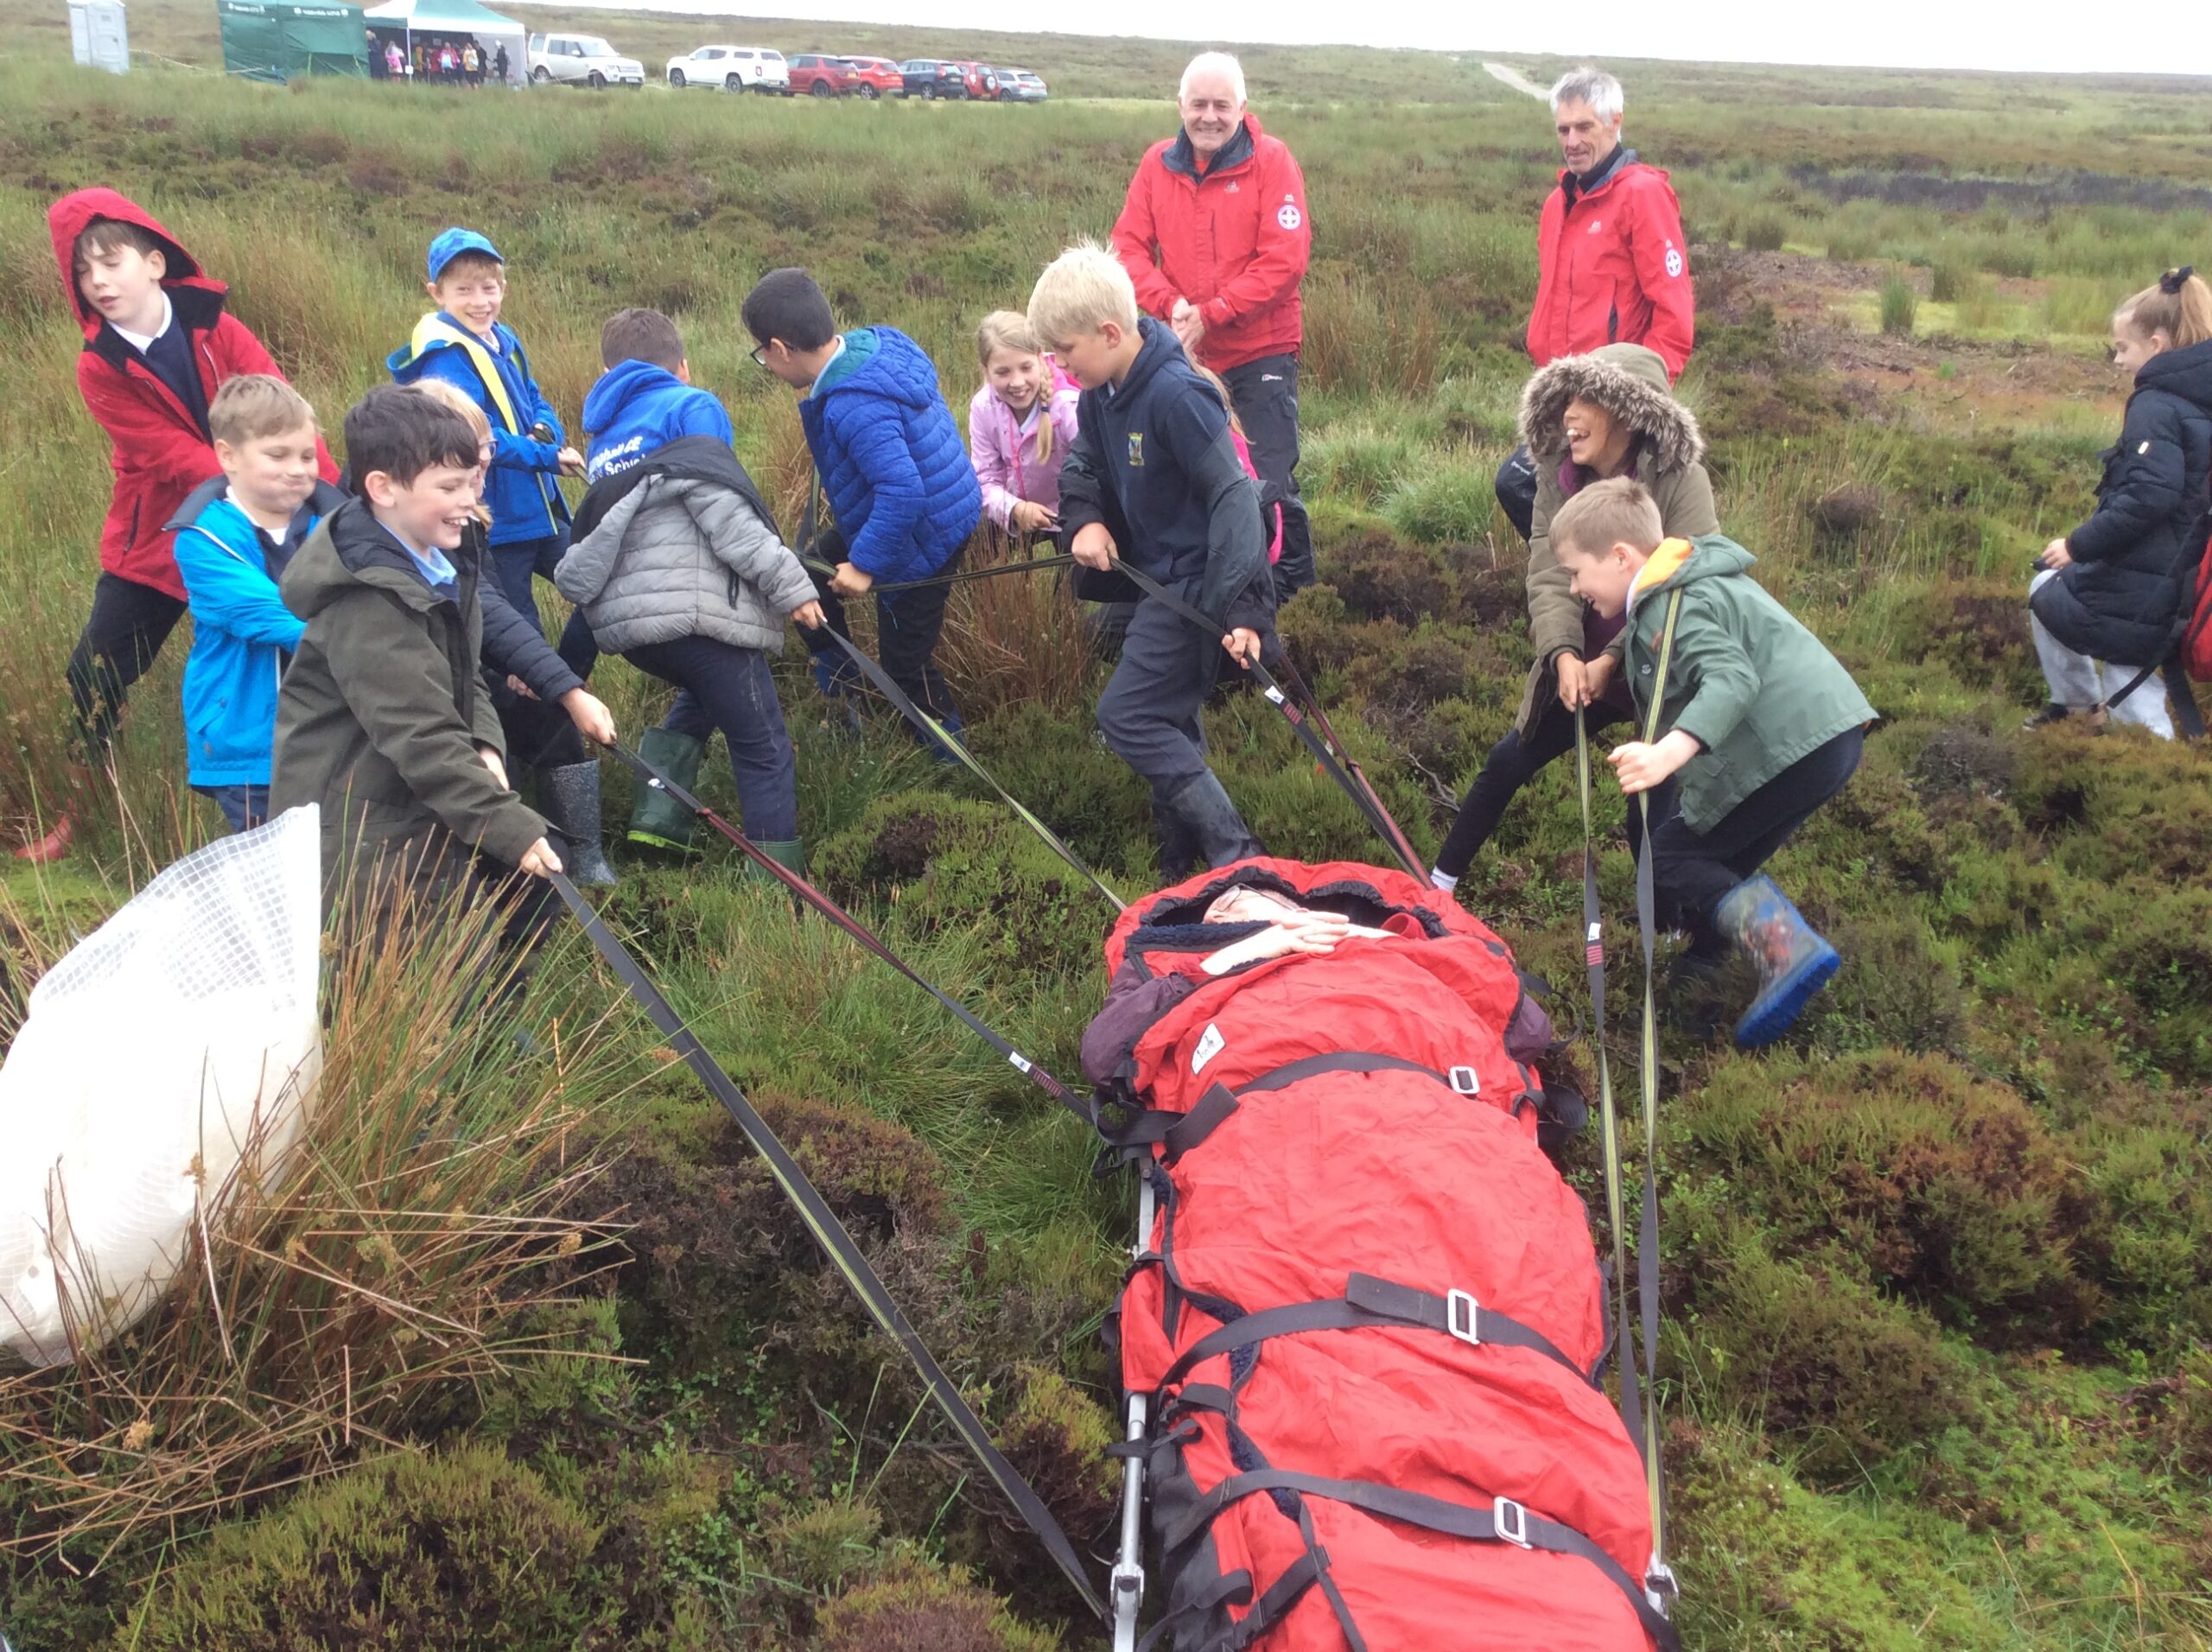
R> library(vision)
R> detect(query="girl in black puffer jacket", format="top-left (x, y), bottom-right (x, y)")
top-left (2029, 267), bottom-right (2212, 739)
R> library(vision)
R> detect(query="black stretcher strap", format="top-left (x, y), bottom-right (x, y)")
top-left (811, 626), bottom-right (1125, 912)
top-left (1154, 1271), bottom-right (1592, 1395)
top-left (601, 739), bottom-right (1092, 1123)
top-left (1104, 554), bottom-right (1427, 882)
top-left (1097, 1050), bottom-right (1484, 1159)
top-left (1158, 1465), bottom-right (1681, 1652)
top-left (546, 870), bottom-right (1105, 1623)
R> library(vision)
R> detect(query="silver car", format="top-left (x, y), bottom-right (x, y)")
top-left (665, 44), bottom-right (788, 92)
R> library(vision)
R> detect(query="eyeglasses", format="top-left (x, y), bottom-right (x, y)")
top-left (749, 344), bottom-right (770, 367)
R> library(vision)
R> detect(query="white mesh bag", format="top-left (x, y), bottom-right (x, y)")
top-left (0, 804), bottom-right (322, 1366)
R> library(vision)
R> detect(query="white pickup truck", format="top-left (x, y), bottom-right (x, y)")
top-left (526, 32), bottom-right (645, 88)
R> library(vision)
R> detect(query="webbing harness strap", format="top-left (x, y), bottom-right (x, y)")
top-left (545, 870), bottom-right (1105, 1623)
top-left (1158, 1466), bottom-right (1681, 1652)
top-left (1154, 1271), bottom-right (1593, 1395)
top-left (1103, 555), bottom-right (1427, 882)
top-left (802, 547), bottom-right (1076, 595)
top-left (600, 739), bottom-right (1092, 1124)
top-left (1630, 588), bottom-right (1685, 1595)
top-left (812, 626), bottom-right (1126, 913)
top-left (1096, 1052), bottom-right (1484, 1157)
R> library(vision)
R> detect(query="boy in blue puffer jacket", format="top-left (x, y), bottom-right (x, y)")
top-left (170, 375), bottom-right (346, 832)
top-left (387, 228), bottom-right (586, 668)
top-left (743, 267), bottom-right (981, 740)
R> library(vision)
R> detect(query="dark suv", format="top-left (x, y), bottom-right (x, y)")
top-left (899, 58), bottom-right (968, 98)
top-left (787, 53), bottom-right (861, 97)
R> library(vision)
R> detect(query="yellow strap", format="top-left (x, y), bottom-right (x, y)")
top-left (410, 315), bottom-right (523, 435)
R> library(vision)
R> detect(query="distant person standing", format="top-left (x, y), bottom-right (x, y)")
top-left (462, 40), bottom-right (482, 87)
top-left (1496, 67), bottom-right (1694, 542)
top-left (384, 38), bottom-right (404, 78)
top-left (492, 41), bottom-right (509, 84)
top-left (1112, 51), bottom-right (1315, 605)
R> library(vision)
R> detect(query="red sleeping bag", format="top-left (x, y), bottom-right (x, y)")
top-left (1089, 858), bottom-right (1675, 1652)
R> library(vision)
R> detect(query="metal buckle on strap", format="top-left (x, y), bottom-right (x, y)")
top-left (1448, 1064), bottom-right (1480, 1096)
top-left (1493, 1496), bottom-right (1531, 1549)
top-left (1446, 1287), bottom-right (1482, 1347)
top-left (1645, 1557), bottom-right (1679, 1606)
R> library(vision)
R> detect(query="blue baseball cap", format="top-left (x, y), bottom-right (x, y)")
top-left (426, 227), bottom-right (502, 283)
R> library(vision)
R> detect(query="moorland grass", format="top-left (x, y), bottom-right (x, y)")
top-left (0, 16), bottom-right (2208, 1649)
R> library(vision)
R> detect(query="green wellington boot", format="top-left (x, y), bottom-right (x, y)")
top-left (628, 727), bottom-right (706, 853)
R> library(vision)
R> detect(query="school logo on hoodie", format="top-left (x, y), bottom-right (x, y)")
top-left (1128, 432), bottom-right (1144, 467)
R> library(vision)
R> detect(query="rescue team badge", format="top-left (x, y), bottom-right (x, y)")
top-left (1665, 242), bottom-right (1685, 277)
top-left (1278, 201), bottom-right (1303, 231)
top-left (1128, 432), bottom-right (1144, 467)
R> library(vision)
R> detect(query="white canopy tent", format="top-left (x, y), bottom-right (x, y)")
top-left (363, 0), bottom-right (524, 84)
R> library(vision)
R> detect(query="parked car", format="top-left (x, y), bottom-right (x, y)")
top-left (665, 44), bottom-right (786, 92)
top-left (526, 32), bottom-right (644, 88)
top-left (948, 60), bottom-right (1000, 100)
top-left (997, 68), bottom-right (1048, 102)
top-left (840, 54), bottom-right (902, 98)
top-left (899, 58), bottom-right (968, 98)
top-left (786, 53), bottom-right (862, 97)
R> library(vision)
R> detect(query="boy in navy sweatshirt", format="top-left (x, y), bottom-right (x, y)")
top-left (1033, 244), bottom-right (1274, 878)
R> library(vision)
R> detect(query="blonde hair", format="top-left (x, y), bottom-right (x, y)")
top-left (209, 373), bottom-right (317, 447)
top-left (2116, 266), bottom-right (2212, 352)
top-left (1191, 363), bottom-right (1248, 442)
top-left (1027, 243), bottom-right (1140, 350)
top-left (1549, 474), bottom-right (1663, 558)
top-left (406, 379), bottom-right (494, 527)
top-left (976, 309), bottom-right (1056, 466)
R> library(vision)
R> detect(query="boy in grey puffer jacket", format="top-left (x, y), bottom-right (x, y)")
top-left (557, 309), bottom-right (824, 869)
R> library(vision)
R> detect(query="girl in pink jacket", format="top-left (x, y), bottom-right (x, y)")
top-left (968, 310), bottom-right (1081, 536)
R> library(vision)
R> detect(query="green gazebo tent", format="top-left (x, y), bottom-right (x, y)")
top-left (218, 0), bottom-right (368, 80)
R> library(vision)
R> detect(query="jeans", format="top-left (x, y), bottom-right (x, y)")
top-left (1096, 594), bottom-right (1219, 787)
top-left (490, 530), bottom-right (599, 684)
top-left (1651, 726), bottom-right (1865, 956)
top-left (624, 636), bottom-right (800, 842)
top-left (1220, 353), bottom-right (1315, 601)
top-left (1434, 692), bottom-right (1674, 878)
top-left (799, 536), bottom-right (962, 727)
top-left (194, 783), bottom-right (270, 834)
top-left (2028, 569), bottom-right (2175, 739)
top-left (66, 573), bottom-right (188, 761)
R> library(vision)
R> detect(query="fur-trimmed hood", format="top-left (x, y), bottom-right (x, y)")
top-left (1519, 342), bottom-right (1704, 471)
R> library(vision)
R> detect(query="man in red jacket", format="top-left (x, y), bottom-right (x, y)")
top-left (1112, 52), bottom-right (1315, 602)
top-left (22, 189), bottom-right (335, 862)
top-left (1496, 67), bottom-right (1694, 542)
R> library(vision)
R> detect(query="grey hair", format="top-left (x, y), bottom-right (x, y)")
top-left (1179, 50), bottom-right (1246, 105)
top-left (1549, 67), bottom-right (1624, 123)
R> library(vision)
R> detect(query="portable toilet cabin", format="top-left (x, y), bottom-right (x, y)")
top-left (69, 0), bottom-right (131, 73)
top-left (217, 0), bottom-right (368, 81)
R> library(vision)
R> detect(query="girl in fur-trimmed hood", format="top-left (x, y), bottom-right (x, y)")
top-left (1433, 343), bottom-right (1719, 892)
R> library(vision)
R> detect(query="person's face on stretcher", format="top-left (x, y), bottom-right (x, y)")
top-left (1198, 886), bottom-right (1393, 975)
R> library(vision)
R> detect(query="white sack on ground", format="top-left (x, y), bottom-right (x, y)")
top-left (0, 805), bottom-right (322, 1367)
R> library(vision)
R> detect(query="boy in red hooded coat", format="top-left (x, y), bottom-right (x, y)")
top-left (23, 188), bottom-right (334, 862)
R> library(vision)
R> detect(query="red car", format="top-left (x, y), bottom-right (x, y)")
top-left (786, 53), bottom-right (861, 97)
top-left (947, 59), bottom-right (1000, 100)
top-left (840, 54), bottom-right (901, 98)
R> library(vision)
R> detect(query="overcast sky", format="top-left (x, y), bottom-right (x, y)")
top-left (517, 0), bottom-right (2212, 76)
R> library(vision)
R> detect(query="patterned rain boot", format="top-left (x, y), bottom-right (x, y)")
top-left (540, 761), bottom-right (620, 886)
top-left (1715, 875), bottom-right (1840, 1049)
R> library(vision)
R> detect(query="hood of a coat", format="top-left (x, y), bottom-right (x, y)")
top-left (1107, 316), bottom-right (1187, 405)
top-left (49, 187), bottom-right (220, 337)
top-left (1520, 342), bottom-right (1705, 470)
top-left (810, 325), bottom-right (949, 413)
top-left (2135, 335), bottom-right (2212, 416)
top-left (1163, 113), bottom-right (1262, 180)
top-left (582, 357), bottom-right (686, 440)
top-left (281, 495), bottom-right (463, 622)
top-left (1630, 532), bottom-right (1756, 609)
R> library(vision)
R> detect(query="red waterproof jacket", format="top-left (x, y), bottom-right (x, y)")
top-left (1526, 149), bottom-right (1694, 380)
top-left (49, 188), bottom-right (334, 600)
top-left (1091, 859), bottom-right (1673, 1651)
top-left (1112, 114), bottom-right (1311, 373)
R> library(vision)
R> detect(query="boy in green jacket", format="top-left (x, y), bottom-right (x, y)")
top-left (1553, 477), bottom-right (1876, 1047)
top-left (272, 386), bottom-right (561, 921)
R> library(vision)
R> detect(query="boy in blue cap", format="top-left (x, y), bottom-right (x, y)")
top-left (387, 228), bottom-right (582, 653)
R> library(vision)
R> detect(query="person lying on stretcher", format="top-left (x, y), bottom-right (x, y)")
top-left (1194, 883), bottom-right (1394, 974)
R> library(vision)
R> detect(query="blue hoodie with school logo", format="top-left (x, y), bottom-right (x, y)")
top-left (582, 357), bottom-right (737, 482)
